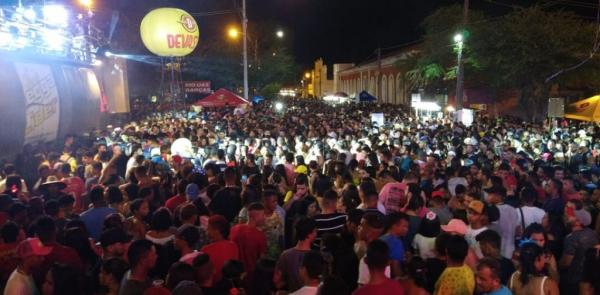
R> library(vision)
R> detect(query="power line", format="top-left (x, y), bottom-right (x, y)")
top-left (190, 10), bottom-right (236, 17)
top-left (545, 0), bottom-right (600, 82)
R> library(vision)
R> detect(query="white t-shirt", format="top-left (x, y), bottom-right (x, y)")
top-left (358, 257), bottom-right (391, 285)
top-left (497, 204), bottom-right (519, 259)
top-left (447, 177), bottom-right (468, 196)
top-left (4, 269), bottom-right (37, 295)
top-left (412, 234), bottom-right (437, 259)
top-left (516, 206), bottom-right (546, 229)
top-left (466, 226), bottom-right (488, 258)
top-left (290, 285), bottom-right (320, 295)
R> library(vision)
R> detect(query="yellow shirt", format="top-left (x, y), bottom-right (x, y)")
top-left (434, 264), bottom-right (475, 295)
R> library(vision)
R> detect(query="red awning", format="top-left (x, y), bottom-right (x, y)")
top-left (193, 88), bottom-right (251, 108)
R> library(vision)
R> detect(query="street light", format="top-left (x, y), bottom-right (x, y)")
top-left (454, 33), bottom-right (463, 44)
top-left (305, 72), bottom-right (311, 79)
top-left (79, 0), bottom-right (92, 8)
top-left (276, 30), bottom-right (284, 38)
top-left (228, 27), bottom-right (240, 39)
top-left (454, 32), bottom-right (465, 111)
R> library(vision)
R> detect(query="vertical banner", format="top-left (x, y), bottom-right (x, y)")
top-left (14, 63), bottom-right (60, 144)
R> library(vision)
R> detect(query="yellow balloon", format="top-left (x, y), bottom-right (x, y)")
top-left (140, 8), bottom-right (199, 57)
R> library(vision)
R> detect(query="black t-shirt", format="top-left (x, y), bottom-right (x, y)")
top-left (312, 213), bottom-right (347, 250)
top-left (582, 247), bottom-right (600, 295)
top-left (209, 186), bottom-right (242, 222)
top-left (425, 258), bottom-right (447, 293)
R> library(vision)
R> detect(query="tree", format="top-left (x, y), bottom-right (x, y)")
top-left (481, 7), bottom-right (600, 119)
top-left (395, 5), bottom-right (486, 97)
top-left (398, 5), bottom-right (600, 120)
top-left (259, 82), bottom-right (282, 99)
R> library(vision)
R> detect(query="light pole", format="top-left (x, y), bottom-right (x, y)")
top-left (242, 0), bottom-right (249, 101)
top-left (454, 33), bottom-right (464, 110)
top-left (227, 19), bottom-right (284, 99)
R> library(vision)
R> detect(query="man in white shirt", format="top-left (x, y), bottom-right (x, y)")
top-left (516, 186), bottom-right (546, 229)
top-left (290, 251), bottom-right (324, 295)
top-left (466, 200), bottom-right (489, 258)
top-left (4, 238), bottom-right (52, 295)
top-left (485, 186), bottom-right (520, 259)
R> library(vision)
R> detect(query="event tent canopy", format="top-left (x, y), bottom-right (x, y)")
top-left (358, 91), bottom-right (377, 102)
top-left (565, 95), bottom-right (600, 122)
top-left (194, 88), bottom-right (250, 108)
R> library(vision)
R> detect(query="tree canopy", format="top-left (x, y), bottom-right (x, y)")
top-left (397, 4), bottom-right (600, 119)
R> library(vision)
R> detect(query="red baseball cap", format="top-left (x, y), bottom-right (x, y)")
top-left (17, 238), bottom-right (53, 258)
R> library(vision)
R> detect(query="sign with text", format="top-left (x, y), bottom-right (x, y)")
top-left (184, 81), bottom-right (211, 93)
top-left (15, 63), bottom-right (60, 144)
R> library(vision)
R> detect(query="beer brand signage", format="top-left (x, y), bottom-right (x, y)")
top-left (184, 81), bottom-right (211, 93)
top-left (140, 8), bottom-right (200, 57)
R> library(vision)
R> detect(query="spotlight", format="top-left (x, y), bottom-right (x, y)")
top-left (105, 51), bottom-right (113, 57)
top-left (24, 8), bottom-right (36, 22)
top-left (275, 102), bottom-right (283, 111)
top-left (43, 5), bottom-right (69, 28)
top-left (93, 60), bottom-right (102, 66)
top-left (44, 30), bottom-right (64, 50)
top-left (0, 31), bottom-right (12, 47)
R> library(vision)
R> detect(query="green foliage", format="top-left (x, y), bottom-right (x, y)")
top-left (260, 82), bottom-right (283, 99)
top-left (398, 4), bottom-right (600, 118)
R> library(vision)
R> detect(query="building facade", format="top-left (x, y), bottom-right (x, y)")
top-left (335, 46), bottom-right (419, 104)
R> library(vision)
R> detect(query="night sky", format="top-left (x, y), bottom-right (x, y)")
top-left (99, 0), bottom-right (599, 66)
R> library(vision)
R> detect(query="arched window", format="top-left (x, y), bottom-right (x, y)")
top-left (388, 74), bottom-right (394, 104)
top-left (381, 75), bottom-right (388, 103)
top-left (396, 74), bottom-right (403, 104)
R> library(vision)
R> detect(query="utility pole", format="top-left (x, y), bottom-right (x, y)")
top-left (456, 0), bottom-right (469, 110)
top-left (377, 47), bottom-right (382, 100)
top-left (242, 0), bottom-right (249, 101)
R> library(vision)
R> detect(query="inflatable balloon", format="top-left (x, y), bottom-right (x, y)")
top-left (140, 8), bottom-right (199, 57)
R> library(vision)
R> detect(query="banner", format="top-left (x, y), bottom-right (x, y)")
top-left (14, 63), bottom-right (60, 144)
top-left (184, 81), bottom-right (211, 93)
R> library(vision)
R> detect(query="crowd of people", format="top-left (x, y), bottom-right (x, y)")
top-left (0, 98), bottom-right (599, 295)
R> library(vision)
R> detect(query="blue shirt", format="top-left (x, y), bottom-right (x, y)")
top-left (80, 207), bottom-right (117, 240)
top-left (486, 285), bottom-right (512, 295)
top-left (380, 233), bottom-right (405, 263)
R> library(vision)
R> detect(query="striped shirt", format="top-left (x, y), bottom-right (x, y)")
top-left (312, 213), bottom-right (347, 249)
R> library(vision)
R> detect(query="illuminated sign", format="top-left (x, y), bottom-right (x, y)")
top-left (184, 81), bottom-right (211, 93)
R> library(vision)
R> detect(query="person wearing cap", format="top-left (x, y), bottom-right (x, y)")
top-left (100, 227), bottom-right (132, 260)
top-left (466, 200), bottom-right (490, 248)
top-left (38, 175), bottom-right (68, 203)
top-left (484, 186), bottom-right (519, 259)
top-left (4, 238), bottom-right (52, 295)
top-left (560, 200), bottom-right (598, 292)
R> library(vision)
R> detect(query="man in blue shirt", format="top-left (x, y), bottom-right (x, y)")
top-left (476, 257), bottom-right (513, 295)
top-left (80, 186), bottom-right (116, 240)
top-left (379, 212), bottom-right (409, 278)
